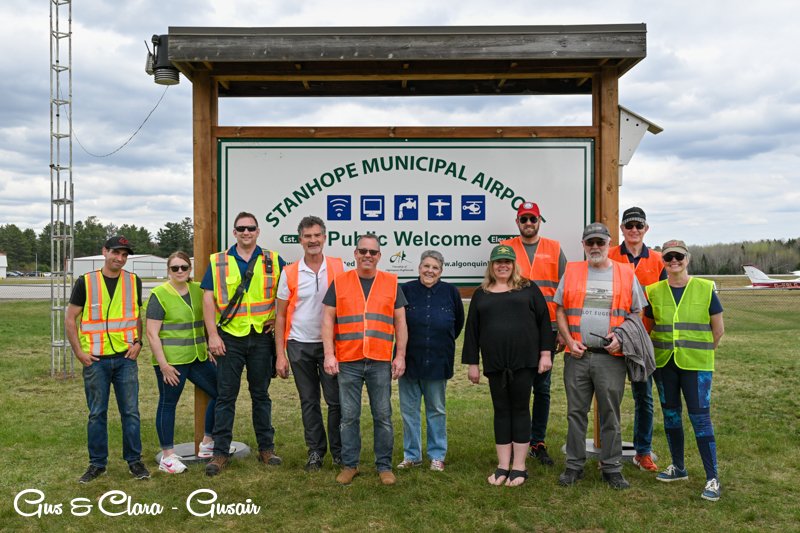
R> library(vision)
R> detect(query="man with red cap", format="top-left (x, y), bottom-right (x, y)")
top-left (501, 201), bottom-right (567, 465)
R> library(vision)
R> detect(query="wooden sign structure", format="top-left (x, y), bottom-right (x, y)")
top-left (162, 24), bottom-right (648, 452)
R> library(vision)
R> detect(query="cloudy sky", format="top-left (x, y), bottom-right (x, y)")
top-left (1, 0), bottom-right (798, 247)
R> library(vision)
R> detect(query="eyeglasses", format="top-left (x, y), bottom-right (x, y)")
top-left (235, 225), bottom-right (258, 233)
top-left (624, 222), bottom-right (645, 230)
top-left (663, 252), bottom-right (685, 262)
top-left (584, 239), bottom-right (608, 247)
top-left (357, 248), bottom-right (380, 256)
top-left (169, 265), bottom-right (190, 272)
top-left (518, 216), bottom-right (539, 224)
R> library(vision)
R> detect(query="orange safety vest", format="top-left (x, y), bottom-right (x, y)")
top-left (561, 261), bottom-right (634, 356)
top-left (79, 270), bottom-right (140, 356)
top-left (501, 236), bottom-right (562, 322)
top-left (282, 256), bottom-right (344, 347)
top-left (608, 245), bottom-right (663, 287)
top-left (333, 269), bottom-right (397, 362)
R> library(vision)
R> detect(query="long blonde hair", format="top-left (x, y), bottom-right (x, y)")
top-left (166, 251), bottom-right (193, 282)
top-left (480, 260), bottom-right (530, 292)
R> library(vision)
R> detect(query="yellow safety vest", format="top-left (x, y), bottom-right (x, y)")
top-left (149, 281), bottom-right (207, 365)
top-left (210, 248), bottom-right (280, 337)
top-left (79, 270), bottom-right (140, 356)
top-left (646, 278), bottom-right (716, 371)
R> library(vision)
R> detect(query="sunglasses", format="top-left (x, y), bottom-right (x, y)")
top-left (663, 252), bottom-right (685, 262)
top-left (584, 239), bottom-right (608, 247)
top-left (169, 265), bottom-right (190, 272)
top-left (624, 222), bottom-right (645, 230)
top-left (518, 215), bottom-right (539, 224)
top-left (235, 225), bottom-right (258, 233)
top-left (357, 248), bottom-right (380, 256)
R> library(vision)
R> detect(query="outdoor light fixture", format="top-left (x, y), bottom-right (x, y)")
top-left (148, 34), bottom-right (179, 86)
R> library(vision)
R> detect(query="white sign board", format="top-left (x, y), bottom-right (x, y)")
top-left (218, 139), bottom-right (594, 284)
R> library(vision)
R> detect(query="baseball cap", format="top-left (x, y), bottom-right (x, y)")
top-left (489, 244), bottom-right (516, 262)
top-left (582, 222), bottom-right (611, 242)
top-left (661, 239), bottom-right (689, 255)
top-left (621, 207), bottom-right (647, 225)
top-left (104, 235), bottom-right (134, 254)
top-left (516, 201), bottom-right (546, 222)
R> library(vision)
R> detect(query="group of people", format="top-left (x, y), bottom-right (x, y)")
top-left (66, 204), bottom-right (724, 501)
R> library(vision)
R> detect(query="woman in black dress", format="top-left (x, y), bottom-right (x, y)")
top-left (462, 244), bottom-right (554, 486)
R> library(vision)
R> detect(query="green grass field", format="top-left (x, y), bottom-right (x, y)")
top-left (0, 295), bottom-right (798, 532)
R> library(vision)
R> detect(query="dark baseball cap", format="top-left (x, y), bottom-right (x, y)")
top-left (104, 235), bottom-right (134, 254)
top-left (621, 207), bottom-right (647, 225)
top-left (582, 222), bottom-right (611, 242)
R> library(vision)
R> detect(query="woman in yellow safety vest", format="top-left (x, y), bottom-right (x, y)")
top-left (146, 251), bottom-right (219, 474)
top-left (644, 239), bottom-right (724, 502)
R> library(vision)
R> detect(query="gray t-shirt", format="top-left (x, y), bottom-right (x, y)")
top-left (146, 291), bottom-right (193, 321)
top-left (554, 264), bottom-right (645, 349)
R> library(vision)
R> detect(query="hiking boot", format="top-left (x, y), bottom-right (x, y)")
top-left (304, 451), bottom-right (323, 472)
top-left (396, 459), bottom-right (423, 469)
top-left (657, 464), bottom-right (689, 482)
top-left (78, 465), bottom-right (106, 484)
top-left (430, 459), bottom-right (445, 472)
top-left (558, 468), bottom-right (584, 486)
top-left (336, 466), bottom-right (359, 485)
top-left (701, 478), bottom-right (721, 501)
top-left (379, 470), bottom-right (397, 485)
top-left (205, 455), bottom-right (229, 477)
top-left (602, 471), bottom-right (630, 490)
top-left (633, 453), bottom-right (658, 472)
top-left (159, 454), bottom-right (187, 474)
top-left (528, 442), bottom-right (554, 466)
top-left (129, 461), bottom-right (150, 480)
top-left (258, 449), bottom-right (283, 466)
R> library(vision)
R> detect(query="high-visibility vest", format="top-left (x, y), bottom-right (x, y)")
top-left (282, 256), bottom-right (344, 347)
top-left (149, 281), bottom-right (207, 366)
top-left (333, 269), bottom-right (397, 362)
top-left (609, 245), bottom-right (664, 287)
top-left (79, 270), bottom-right (140, 356)
top-left (561, 261), bottom-right (634, 356)
top-left (210, 248), bottom-right (280, 337)
top-left (501, 236), bottom-right (561, 323)
top-left (646, 278), bottom-right (716, 371)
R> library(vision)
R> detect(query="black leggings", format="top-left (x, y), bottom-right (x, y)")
top-left (487, 367), bottom-right (534, 444)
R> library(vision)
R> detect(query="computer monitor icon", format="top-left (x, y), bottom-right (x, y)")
top-left (362, 197), bottom-right (384, 218)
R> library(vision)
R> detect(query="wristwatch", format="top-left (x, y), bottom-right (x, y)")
top-left (133, 339), bottom-right (143, 346)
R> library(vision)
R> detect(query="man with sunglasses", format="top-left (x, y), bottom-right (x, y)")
top-left (201, 211), bottom-right (286, 476)
top-left (608, 206), bottom-right (666, 473)
top-left (501, 201), bottom-right (567, 466)
top-left (66, 235), bottom-right (149, 483)
top-left (321, 235), bottom-right (408, 486)
top-left (554, 223), bottom-right (646, 490)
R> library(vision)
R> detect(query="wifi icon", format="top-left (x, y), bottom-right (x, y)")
top-left (327, 195), bottom-right (352, 221)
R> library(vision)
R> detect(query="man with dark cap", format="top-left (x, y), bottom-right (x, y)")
top-left (501, 201), bottom-right (567, 466)
top-left (66, 235), bottom-right (149, 483)
top-left (608, 207), bottom-right (666, 473)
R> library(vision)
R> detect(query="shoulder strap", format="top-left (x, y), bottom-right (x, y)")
top-left (217, 252), bottom-right (261, 328)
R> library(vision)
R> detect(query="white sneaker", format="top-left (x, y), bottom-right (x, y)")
top-left (159, 455), bottom-right (187, 474)
top-left (198, 441), bottom-right (237, 459)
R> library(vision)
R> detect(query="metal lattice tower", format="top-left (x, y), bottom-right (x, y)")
top-left (50, 0), bottom-right (74, 377)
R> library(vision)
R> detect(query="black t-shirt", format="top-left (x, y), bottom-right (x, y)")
top-left (322, 276), bottom-right (407, 308)
top-left (69, 272), bottom-right (143, 308)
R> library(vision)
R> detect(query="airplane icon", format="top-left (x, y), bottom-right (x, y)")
top-left (429, 198), bottom-right (450, 217)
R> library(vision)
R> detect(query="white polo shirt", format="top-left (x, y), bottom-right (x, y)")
top-left (276, 256), bottom-right (336, 343)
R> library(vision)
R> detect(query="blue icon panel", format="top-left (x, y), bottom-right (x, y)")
top-left (361, 195), bottom-right (385, 220)
top-left (427, 195), bottom-right (452, 220)
top-left (327, 195), bottom-right (351, 221)
top-left (461, 195), bottom-right (485, 220)
top-left (394, 195), bottom-right (419, 221)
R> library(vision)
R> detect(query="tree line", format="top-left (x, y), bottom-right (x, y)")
top-left (0, 216), bottom-right (193, 271)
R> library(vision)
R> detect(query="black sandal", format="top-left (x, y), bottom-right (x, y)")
top-left (506, 469), bottom-right (528, 486)
top-left (489, 468), bottom-right (510, 485)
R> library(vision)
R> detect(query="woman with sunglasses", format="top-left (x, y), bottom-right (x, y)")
top-left (146, 251), bottom-right (219, 474)
top-left (462, 245), bottom-right (554, 487)
top-left (644, 240), bottom-right (725, 501)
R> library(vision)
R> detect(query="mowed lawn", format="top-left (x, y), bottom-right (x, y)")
top-left (0, 292), bottom-right (798, 532)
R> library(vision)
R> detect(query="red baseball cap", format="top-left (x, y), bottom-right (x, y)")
top-left (516, 201), bottom-right (546, 222)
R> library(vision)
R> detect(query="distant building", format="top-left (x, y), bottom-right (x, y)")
top-left (73, 254), bottom-right (168, 279)
top-left (0, 253), bottom-right (7, 279)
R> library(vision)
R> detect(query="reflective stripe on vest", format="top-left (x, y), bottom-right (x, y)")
top-left (645, 277), bottom-right (715, 371)
top-left (609, 245), bottom-right (664, 288)
top-left (501, 236), bottom-right (561, 323)
top-left (210, 249), bottom-right (280, 336)
top-left (149, 281), bottom-right (208, 365)
top-left (282, 256), bottom-right (344, 347)
top-left (333, 270), bottom-right (397, 362)
top-left (79, 270), bottom-right (139, 356)
top-left (561, 261), bottom-right (634, 356)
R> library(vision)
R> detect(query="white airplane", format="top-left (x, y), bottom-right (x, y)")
top-left (742, 265), bottom-right (800, 289)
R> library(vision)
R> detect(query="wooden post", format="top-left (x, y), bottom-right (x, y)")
top-left (192, 71), bottom-right (218, 455)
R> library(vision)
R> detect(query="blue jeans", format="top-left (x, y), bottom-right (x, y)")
top-left (83, 356), bottom-right (142, 467)
top-left (213, 329), bottom-right (275, 455)
top-left (154, 359), bottom-right (218, 449)
top-left (338, 359), bottom-right (393, 472)
top-left (398, 377), bottom-right (447, 462)
top-left (529, 366), bottom-right (552, 444)
top-left (631, 376), bottom-right (654, 455)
